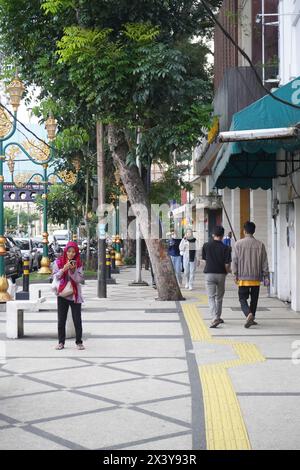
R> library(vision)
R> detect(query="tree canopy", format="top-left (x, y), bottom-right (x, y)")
top-left (0, 0), bottom-right (220, 164)
top-left (0, 0), bottom-right (221, 299)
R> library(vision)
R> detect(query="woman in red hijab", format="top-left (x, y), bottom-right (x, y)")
top-left (52, 241), bottom-right (85, 350)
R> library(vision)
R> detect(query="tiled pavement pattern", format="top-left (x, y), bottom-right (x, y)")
top-left (0, 269), bottom-right (199, 450)
top-left (1, 266), bottom-right (300, 449)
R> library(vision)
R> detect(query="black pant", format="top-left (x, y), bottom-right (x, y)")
top-left (238, 286), bottom-right (260, 317)
top-left (57, 296), bottom-right (83, 345)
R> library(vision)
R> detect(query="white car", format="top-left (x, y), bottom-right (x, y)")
top-left (14, 238), bottom-right (39, 271)
top-left (52, 230), bottom-right (71, 249)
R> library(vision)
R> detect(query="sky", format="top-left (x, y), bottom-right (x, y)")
top-left (0, 82), bottom-right (51, 182)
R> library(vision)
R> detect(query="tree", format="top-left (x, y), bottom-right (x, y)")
top-left (4, 207), bottom-right (40, 232)
top-left (35, 184), bottom-right (82, 225)
top-left (0, 0), bottom-right (221, 300)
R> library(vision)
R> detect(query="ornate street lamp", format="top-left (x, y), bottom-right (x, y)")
top-left (112, 168), bottom-right (125, 267)
top-left (0, 76), bottom-right (24, 301)
top-left (6, 77), bottom-right (25, 113)
top-left (45, 114), bottom-right (57, 141)
top-left (4, 137), bottom-right (79, 275)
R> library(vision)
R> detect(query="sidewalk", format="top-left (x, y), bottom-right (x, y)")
top-left (0, 266), bottom-right (300, 450)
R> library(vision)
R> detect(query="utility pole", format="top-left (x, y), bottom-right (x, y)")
top-left (129, 128), bottom-right (148, 286)
top-left (85, 166), bottom-right (91, 269)
top-left (96, 121), bottom-right (107, 297)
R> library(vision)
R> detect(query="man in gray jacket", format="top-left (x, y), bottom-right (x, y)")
top-left (232, 221), bottom-right (269, 328)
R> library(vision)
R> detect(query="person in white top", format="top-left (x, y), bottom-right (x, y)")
top-left (179, 228), bottom-right (197, 290)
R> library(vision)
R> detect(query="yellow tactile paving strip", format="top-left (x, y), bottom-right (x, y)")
top-left (201, 365), bottom-right (251, 450)
top-left (181, 301), bottom-right (265, 450)
top-left (182, 303), bottom-right (211, 341)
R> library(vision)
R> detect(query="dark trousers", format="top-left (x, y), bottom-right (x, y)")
top-left (57, 296), bottom-right (83, 345)
top-left (238, 286), bottom-right (260, 317)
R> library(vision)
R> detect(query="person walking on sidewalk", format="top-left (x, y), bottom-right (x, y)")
top-left (179, 228), bottom-right (197, 290)
top-left (232, 221), bottom-right (269, 328)
top-left (52, 241), bottom-right (85, 350)
top-left (202, 226), bottom-right (232, 328)
top-left (223, 231), bottom-right (233, 248)
top-left (168, 230), bottom-right (182, 285)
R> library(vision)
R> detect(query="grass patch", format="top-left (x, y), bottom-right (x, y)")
top-left (84, 270), bottom-right (97, 277)
top-left (17, 270), bottom-right (98, 284)
top-left (29, 272), bottom-right (52, 282)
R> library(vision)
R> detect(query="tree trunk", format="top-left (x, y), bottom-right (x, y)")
top-left (123, 236), bottom-right (135, 259)
top-left (107, 124), bottom-right (184, 301)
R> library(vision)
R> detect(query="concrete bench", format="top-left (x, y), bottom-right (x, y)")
top-left (6, 298), bottom-right (76, 339)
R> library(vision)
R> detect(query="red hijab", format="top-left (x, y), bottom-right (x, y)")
top-left (57, 241), bottom-right (82, 301)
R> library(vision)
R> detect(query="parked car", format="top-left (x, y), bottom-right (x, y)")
top-left (32, 237), bottom-right (56, 268)
top-left (13, 238), bottom-right (40, 271)
top-left (4, 235), bottom-right (23, 281)
top-left (52, 230), bottom-right (71, 249)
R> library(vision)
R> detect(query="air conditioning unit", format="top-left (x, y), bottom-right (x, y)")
top-left (195, 195), bottom-right (222, 209)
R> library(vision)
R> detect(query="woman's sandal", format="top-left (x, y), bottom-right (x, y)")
top-left (55, 343), bottom-right (64, 350)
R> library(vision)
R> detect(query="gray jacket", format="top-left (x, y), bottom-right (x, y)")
top-left (232, 235), bottom-right (269, 281)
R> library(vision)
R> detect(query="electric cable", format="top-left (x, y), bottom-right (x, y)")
top-left (14, 125), bottom-right (52, 160)
top-left (0, 100), bottom-right (54, 150)
top-left (200, 0), bottom-right (300, 110)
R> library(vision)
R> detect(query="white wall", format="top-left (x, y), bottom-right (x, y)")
top-left (279, 0), bottom-right (300, 85)
top-left (238, 0), bottom-right (252, 65)
top-left (250, 189), bottom-right (269, 249)
top-left (275, 178), bottom-right (291, 302)
top-left (291, 199), bottom-right (300, 310)
top-left (221, 188), bottom-right (232, 235)
top-left (231, 189), bottom-right (241, 239)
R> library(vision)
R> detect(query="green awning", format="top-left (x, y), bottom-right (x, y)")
top-left (212, 76), bottom-right (300, 189)
top-left (213, 145), bottom-right (276, 189)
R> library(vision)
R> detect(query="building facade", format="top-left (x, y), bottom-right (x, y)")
top-left (192, 0), bottom-right (278, 253)
top-left (270, 0), bottom-right (300, 308)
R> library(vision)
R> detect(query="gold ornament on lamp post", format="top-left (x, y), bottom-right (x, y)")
top-left (45, 115), bottom-right (57, 141)
top-left (6, 76), bottom-right (25, 112)
top-left (7, 157), bottom-right (15, 176)
top-left (0, 75), bottom-right (24, 301)
top-left (72, 156), bottom-right (81, 172)
top-left (113, 168), bottom-right (125, 266)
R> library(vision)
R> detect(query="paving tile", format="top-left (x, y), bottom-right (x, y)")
top-left (192, 342), bottom-right (238, 366)
top-left (3, 268), bottom-right (300, 451)
top-left (33, 365), bottom-right (139, 388)
top-left (4, 339), bottom-right (185, 359)
top-left (80, 377), bottom-right (188, 404)
top-left (82, 323), bottom-right (183, 335)
top-left (108, 358), bottom-right (188, 376)
top-left (238, 396), bottom-right (300, 450)
top-left (125, 433), bottom-right (192, 450)
top-left (136, 396), bottom-right (192, 423)
top-left (0, 427), bottom-right (68, 450)
top-left (1, 358), bottom-right (83, 375)
top-left (211, 335), bottom-right (298, 358)
top-left (0, 390), bottom-right (111, 422)
top-left (0, 419), bottom-right (12, 428)
top-left (33, 407), bottom-right (188, 450)
top-left (158, 372), bottom-right (190, 385)
top-left (229, 360), bottom-right (300, 393)
top-left (0, 375), bottom-right (54, 398)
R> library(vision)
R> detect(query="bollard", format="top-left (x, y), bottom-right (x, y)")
top-left (110, 248), bottom-right (120, 274)
top-left (106, 248), bottom-right (112, 280)
top-left (16, 254), bottom-right (30, 300)
top-left (105, 248), bottom-right (116, 284)
top-left (114, 235), bottom-right (124, 266)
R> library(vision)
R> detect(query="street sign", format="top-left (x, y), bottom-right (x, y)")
top-left (98, 223), bottom-right (106, 239)
top-left (4, 183), bottom-right (44, 202)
